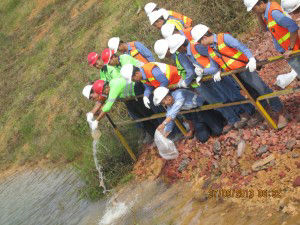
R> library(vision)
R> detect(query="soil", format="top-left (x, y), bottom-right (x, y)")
top-left (132, 13), bottom-right (300, 216)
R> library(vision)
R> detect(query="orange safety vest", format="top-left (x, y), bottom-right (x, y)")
top-left (190, 40), bottom-right (211, 69)
top-left (168, 10), bottom-right (192, 27)
top-left (128, 42), bottom-right (149, 64)
top-left (264, 2), bottom-right (300, 51)
top-left (141, 63), bottom-right (181, 88)
top-left (181, 27), bottom-right (193, 41)
top-left (208, 33), bottom-right (249, 71)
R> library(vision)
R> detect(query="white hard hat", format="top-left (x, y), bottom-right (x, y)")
top-left (168, 34), bottom-right (186, 54)
top-left (120, 64), bottom-right (134, 84)
top-left (154, 39), bottom-right (169, 59)
top-left (153, 87), bottom-right (169, 106)
top-left (160, 8), bottom-right (169, 20)
top-left (148, 10), bottom-right (164, 25)
top-left (161, 23), bottom-right (175, 39)
top-left (108, 37), bottom-right (120, 53)
top-left (243, 0), bottom-right (259, 12)
top-left (191, 24), bottom-right (209, 42)
top-left (144, 2), bottom-right (157, 15)
top-left (82, 85), bottom-right (93, 99)
top-left (281, 0), bottom-right (300, 13)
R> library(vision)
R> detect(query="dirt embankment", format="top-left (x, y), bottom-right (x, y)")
top-left (132, 13), bottom-right (300, 217)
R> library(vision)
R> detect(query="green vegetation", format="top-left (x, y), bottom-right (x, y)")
top-left (0, 0), bottom-right (254, 200)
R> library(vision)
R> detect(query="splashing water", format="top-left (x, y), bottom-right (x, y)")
top-left (91, 130), bottom-right (109, 194)
top-left (98, 202), bottom-right (131, 225)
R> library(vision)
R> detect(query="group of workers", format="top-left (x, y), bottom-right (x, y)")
top-left (82, 0), bottom-right (300, 144)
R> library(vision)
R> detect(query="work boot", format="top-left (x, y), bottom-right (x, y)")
top-left (277, 114), bottom-right (288, 129)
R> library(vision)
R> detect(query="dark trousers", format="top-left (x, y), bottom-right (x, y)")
top-left (185, 110), bottom-right (224, 143)
top-left (125, 82), bottom-right (159, 137)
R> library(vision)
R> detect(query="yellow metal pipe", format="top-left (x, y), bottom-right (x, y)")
top-left (231, 74), bottom-right (278, 129)
top-left (106, 114), bottom-right (137, 161)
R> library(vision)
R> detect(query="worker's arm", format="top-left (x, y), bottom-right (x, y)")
top-left (91, 101), bottom-right (102, 115)
top-left (157, 91), bottom-right (185, 133)
top-left (223, 34), bottom-right (253, 59)
top-left (135, 42), bottom-right (156, 62)
top-left (143, 84), bottom-right (154, 98)
top-left (152, 67), bottom-right (169, 87)
top-left (177, 52), bottom-right (196, 86)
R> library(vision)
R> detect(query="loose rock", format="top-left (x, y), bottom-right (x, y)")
top-left (237, 139), bottom-right (246, 158)
top-left (213, 140), bottom-right (221, 155)
top-left (293, 176), bottom-right (300, 187)
top-left (178, 158), bottom-right (190, 172)
top-left (252, 154), bottom-right (275, 171)
top-left (256, 145), bottom-right (269, 156)
top-left (286, 139), bottom-right (296, 151)
top-left (292, 153), bottom-right (299, 159)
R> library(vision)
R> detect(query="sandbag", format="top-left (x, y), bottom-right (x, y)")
top-left (154, 130), bottom-right (179, 160)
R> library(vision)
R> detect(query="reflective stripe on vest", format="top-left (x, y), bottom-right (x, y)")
top-left (122, 82), bottom-right (134, 98)
top-left (208, 33), bottom-right (248, 71)
top-left (168, 10), bottom-right (192, 27)
top-left (129, 42), bottom-right (149, 64)
top-left (175, 52), bottom-right (186, 79)
top-left (142, 63), bottom-right (180, 88)
top-left (190, 40), bottom-right (211, 68)
top-left (264, 2), bottom-right (300, 51)
top-left (166, 19), bottom-right (184, 31)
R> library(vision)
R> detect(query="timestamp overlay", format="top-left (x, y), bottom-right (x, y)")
top-left (208, 189), bottom-right (282, 199)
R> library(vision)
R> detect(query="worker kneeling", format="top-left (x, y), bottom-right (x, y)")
top-left (153, 87), bottom-right (224, 143)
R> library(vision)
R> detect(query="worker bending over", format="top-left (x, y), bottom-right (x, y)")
top-left (108, 37), bottom-right (155, 64)
top-left (153, 87), bottom-right (224, 143)
top-left (144, 2), bottom-right (192, 27)
top-left (148, 9), bottom-right (185, 32)
top-left (88, 52), bottom-right (121, 82)
top-left (121, 63), bottom-right (181, 109)
top-left (82, 79), bottom-right (158, 137)
top-left (191, 23), bottom-right (288, 128)
top-left (244, 0), bottom-right (300, 80)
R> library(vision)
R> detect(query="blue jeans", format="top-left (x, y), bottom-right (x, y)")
top-left (237, 70), bottom-right (283, 112)
top-left (185, 110), bottom-right (224, 143)
top-left (288, 55), bottom-right (300, 79)
top-left (195, 80), bottom-right (240, 124)
top-left (214, 76), bottom-right (256, 115)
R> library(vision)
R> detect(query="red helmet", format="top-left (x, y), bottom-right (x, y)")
top-left (101, 48), bottom-right (114, 65)
top-left (88, 52), bottom-right (99, 66)
top-left (92, 80), bottom-right (106, 95)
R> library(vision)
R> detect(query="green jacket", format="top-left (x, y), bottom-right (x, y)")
top-left (115, 54), bottom-right (142, 73)
top-left (99, 65), bottom-right (120, 82)
top-left (102, 77), bottom-right (136, 113)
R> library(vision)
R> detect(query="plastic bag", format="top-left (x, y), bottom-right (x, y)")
top-left (154, 130), bottom-right (179, 160)
top-left (275, 70), bottom-right (297, 89)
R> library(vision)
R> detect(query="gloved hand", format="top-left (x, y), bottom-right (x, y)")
top-left (196, 75), bottom-right (202, 85)
top-left (177, 79), bottom-right (188, 88)
top-left (213, 71), bottom-right (221, 82)
top-left (143, 96), bottom-right (151, 109)
top-left (90, 120), bottom-right (99, 131)
top-left (194, 65), bottom-right (204, 76)
top-left (246, 57), bottom-right (257, 72)
top-left (86, 112), bottom-right (94, 123)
